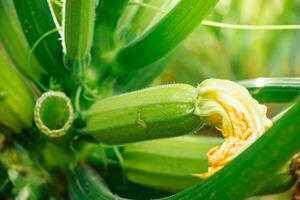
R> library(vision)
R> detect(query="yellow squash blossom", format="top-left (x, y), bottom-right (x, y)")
top-left (194, 79), bottom-right (272, 178)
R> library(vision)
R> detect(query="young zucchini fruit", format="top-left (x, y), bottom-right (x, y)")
top-left (83, 84), bottom-right (202, 144)
top-left (84, 79), bottom-right (271, 149)
top-left (0, 54), bottom-right (35, 133)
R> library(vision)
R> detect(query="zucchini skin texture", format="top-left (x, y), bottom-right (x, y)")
top-left (84, 84), bottom-right (202, 144)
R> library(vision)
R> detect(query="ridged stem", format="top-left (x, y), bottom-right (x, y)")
top-left (91, 0), bottom-right (129, 88)
top-left (63, 0), bottom-right (95, 82)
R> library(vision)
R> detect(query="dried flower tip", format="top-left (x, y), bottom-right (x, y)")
top-left (291, 154), bottom-right (300, 176)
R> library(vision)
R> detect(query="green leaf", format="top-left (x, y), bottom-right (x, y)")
top-left (63, 0), bottom-right (96, 80)
top-left (239, 78), bottom-right (300, 103)
top-left (0, 0), bottom-right (46, 82)
top-left (113, 1), bottom-right (178, 92)
top-left (114, 1), bottom-right (188, 93)
top-left (116, 0), bottom-right (219, 70)
top-left (70, 164), bottom-right (168, 200)
top-left (94, 0), bottom-right (129, 50)
top-left (69, 165), bottom-right (117, 200)
top-left (92, 0), bottom-right (129, 76)
top-left (13, 0), bottom-right (72, 91)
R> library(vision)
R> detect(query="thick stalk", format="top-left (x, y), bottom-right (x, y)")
top-left (63, 0), bottom-right (96, 81)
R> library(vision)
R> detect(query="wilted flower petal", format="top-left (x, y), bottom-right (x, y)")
top-left (194, 79), bottom-right (272, 178)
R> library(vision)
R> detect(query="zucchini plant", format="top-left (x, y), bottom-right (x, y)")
top-left (0, 0), bottom-right (300, 199)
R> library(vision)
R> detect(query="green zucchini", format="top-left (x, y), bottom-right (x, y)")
top-left (83, 84), bottom-right (202, 144)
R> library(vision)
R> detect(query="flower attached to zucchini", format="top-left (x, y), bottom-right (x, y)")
top-left (194, 79), bottom-right (272, 178)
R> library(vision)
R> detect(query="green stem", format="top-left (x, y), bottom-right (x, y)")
top-left (116, 0), bottom-right (219, 70)
top-left (125, 0), bottom-right (172, 39)
top-left (94, 0), bottom-right (129, 54)
top-left (92, 0), bottom-right (129, 79)
top-left (202, 20), bottom-right (300, 30)
top-left (239, 77), bottom-right (300, 103)
top-left (63, 0), bottom-right (95, 83)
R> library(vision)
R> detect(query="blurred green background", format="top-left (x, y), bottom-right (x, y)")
top-left (153, 0), bottom-right (300, 85)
